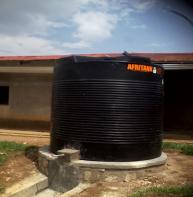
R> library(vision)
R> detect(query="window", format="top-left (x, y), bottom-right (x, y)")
top-left (0, 86), bottom-right (9, 105)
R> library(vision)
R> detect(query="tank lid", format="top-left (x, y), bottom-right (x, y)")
top-left (59, 51), bottom-right (152, 64)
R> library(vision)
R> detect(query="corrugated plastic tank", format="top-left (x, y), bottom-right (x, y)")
top-left (50, 53), bottom-right (164, 161)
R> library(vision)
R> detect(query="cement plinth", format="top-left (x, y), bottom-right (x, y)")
top-left (38, 146), bottom-right (80, 193)
top-left (73, 152), bottom-right (167, 169)
top-left (38, 146), bottom-right (167, 192)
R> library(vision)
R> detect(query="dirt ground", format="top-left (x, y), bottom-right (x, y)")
top-left (0, 133), bottom-right (48, 191)
top-left (1, 150), bottom-right (193, 197)
top-left (0, 135), bottom-right (49, 146)
top-left (0, 152), bottom-right (38, 189)
top-left (0, 133), bottom-right (193, 196)
top-left (73, 151), bottom-right (193, 197)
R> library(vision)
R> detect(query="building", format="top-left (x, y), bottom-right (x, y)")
top-left (0, 53), bottom-right (193, 133)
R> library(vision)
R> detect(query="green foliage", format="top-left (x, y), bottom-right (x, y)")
top-left (130, 184), bottom-right (193, 197)
top-left (0, 141), bottom-right (27, 166)
top-left (0, 141), bottom-right (27, 152)
top-left (0, 153), bottom-right (7, 166)
top-left (0, 184), bottom-right (5, 194)
top-left (162, 142), bottom-right (193, 156)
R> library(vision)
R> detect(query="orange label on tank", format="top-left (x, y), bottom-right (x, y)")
top-left (127, 64), bottom-right (153, 73)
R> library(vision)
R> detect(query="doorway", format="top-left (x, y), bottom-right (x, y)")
top-left (164, 70), bottom-right (193, 136)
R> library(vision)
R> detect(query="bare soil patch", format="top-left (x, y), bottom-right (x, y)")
top-left (0, 152), bottom-right (37, 190)
top-left (0, 135), bottom-right (49, 146)
top-left (73, 151), bottom-right (193, 197)
top-left (0, 133), bottom-right (48, 193)
top-left (0, 133), bottom-right (193, 196)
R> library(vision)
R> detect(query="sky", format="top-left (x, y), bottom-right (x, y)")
top-left (0, 0), bottom-right (193, 56)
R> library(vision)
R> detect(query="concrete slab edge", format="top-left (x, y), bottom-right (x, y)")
top-left (2, 173), bottom-right (48, 197)
top-left (59, 183), bottom-right (93, 197)
top-left (73, 152), bottom-right (167, 169)
top-left (39, 146), bottom-right (58, 160)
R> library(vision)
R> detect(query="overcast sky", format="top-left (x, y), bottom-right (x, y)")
top-left (0, 0), bottom-right (192, 55)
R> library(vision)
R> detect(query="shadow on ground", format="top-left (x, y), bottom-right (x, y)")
top-left (25, 146), bottom-right (39, 167)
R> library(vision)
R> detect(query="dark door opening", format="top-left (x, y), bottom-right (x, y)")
top-left (164, 70), bottom-right (193, 135)
top-left (0, 86), bottom-right (9, 105)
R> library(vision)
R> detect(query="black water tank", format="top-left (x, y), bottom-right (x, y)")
top-left (50, 54), bottom-right (164, 161)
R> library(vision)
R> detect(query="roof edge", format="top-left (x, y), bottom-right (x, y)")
top-left (0, 52), bottom-right (193, 62)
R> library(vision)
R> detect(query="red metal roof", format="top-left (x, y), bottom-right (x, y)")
top-left (0, 55), bottom-right (64, 61)
top-left (0, 53), bottom-right (193, 63)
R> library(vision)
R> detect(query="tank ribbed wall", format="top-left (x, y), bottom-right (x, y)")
top-left (50, 55), bottom-right (164, 161)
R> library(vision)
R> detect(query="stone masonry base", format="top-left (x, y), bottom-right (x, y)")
top-left (38, 146), bottom-right (167, 193)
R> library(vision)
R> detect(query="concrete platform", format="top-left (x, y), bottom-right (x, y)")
top-left (2, 173), bottom-right (48, 197)
top-left (38, 146), bottom-right (167, 192)
top-left (39, 146), bottom-right (167, 171)
top-left (35, 183), bottom-right (91, 197)
top-left (73, 152), bottom-right (167, 169)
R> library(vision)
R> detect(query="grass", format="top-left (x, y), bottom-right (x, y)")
top-left (0, 185), bottom-right (5, 194)
top-left (0, 141), bottom-right (27, 166)
top-left (130, 184), bottom-right (193, 197)
top-left (162, 142), bottom-right (193, 156)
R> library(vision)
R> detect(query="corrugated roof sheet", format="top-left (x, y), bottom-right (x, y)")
top-left (0, 55), bottom-right (64, 61)
top-left (0, 53), bottom-right (193, 63)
